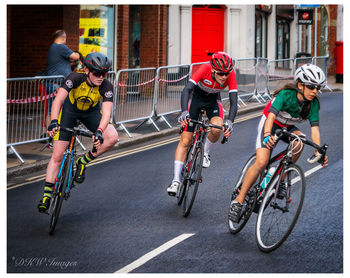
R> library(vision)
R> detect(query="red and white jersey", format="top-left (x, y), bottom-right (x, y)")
top-left (189, 63), bottom-right (238, 95)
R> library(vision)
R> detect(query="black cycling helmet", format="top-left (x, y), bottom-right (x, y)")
top-left (84, 52), bottom-right (112, 74)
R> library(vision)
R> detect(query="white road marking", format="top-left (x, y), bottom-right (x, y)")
top-left (115, 233), bottom-right (195, 273)
top-left (291, 164), bottom-right (323, 183)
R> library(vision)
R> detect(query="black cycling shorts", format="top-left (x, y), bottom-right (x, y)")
top-left (184, 93), bottom-right (224, 133)
top-left (54, 100), bottom-right (102, 141)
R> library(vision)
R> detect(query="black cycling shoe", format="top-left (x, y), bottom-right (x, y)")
top-left (228, 201), bottom-right (243, 223)
top-left (277, 182), bottom-right (288, 199)
top-left (74, 157), bottom-right (86, 184)
top-left (38, 196), bottom-right (51, 213)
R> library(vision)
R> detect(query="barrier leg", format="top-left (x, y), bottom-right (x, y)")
top-left (120, 123), bottom-right (133, 138)
top-left (160, 115), bottom-right (172, 128)
top-left (75, 137), bottom-right (87, 151)
top-left (8, 146), bottom-right (24, 164)
top-left (135, 118), bottom-right (160, 132)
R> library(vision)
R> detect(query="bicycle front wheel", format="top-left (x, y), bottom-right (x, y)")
top-left (256, 164), bottom-right (305, 252)
top-left (228, 154), bottom-right (258, 234)
top-left (183, 142), bottom-right (204, 217)
top-left (49, 155), bottom-right (71, 235)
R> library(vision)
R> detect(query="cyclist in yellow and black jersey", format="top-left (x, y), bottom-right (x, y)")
top-left (38, 52), bottom-right (119, 213)
top-left (61, 71), bottom-right (114, 111)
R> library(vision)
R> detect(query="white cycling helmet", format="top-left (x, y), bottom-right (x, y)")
top-left (294, 63), bottom-right (327, 88)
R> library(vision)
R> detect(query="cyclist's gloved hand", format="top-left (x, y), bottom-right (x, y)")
top-left (94, 129), bottom-right (104, 144)
top-left (263, 135), bottom-right (271, 145)
top-left (225, 120), bottom-right (233, 134)
top-left (48, 119), bottom-right (59, 131)
top-left (178, 111), bottom-right (190, 123)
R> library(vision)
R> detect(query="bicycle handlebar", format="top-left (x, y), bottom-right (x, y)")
top-left (179, 119), bottom-right (228, 144)
top-left (275, 128), bottom-right (328, 165)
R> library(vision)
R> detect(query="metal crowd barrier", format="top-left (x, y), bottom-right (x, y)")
top-left (267, 58), bottom-right (295, 94)
top-left (235, 58), bottom-right (260, 104)
top-left (7, 75), bottom-right (65, 163)
top-left (7, 56), bottom-right (330, 163)
top-left (153, 64), bottom-right (191, 128)
top-left (255, 58), bottom-right (271, 102)
top-left (312, 56), bottom-right (331, 93)
top-left (294, 56), bottom-right (313, 73)
top-left (112, 67), bottom-right (157, 137)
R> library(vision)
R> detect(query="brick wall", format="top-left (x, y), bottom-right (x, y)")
top-left (117, 5), bottom-right (130, 71)
top-left (327, 5), bottom-right (338, 75)
top-left (140, 5), bottom-right (168, 68)
top-left (7, 5), bottom-right (79, 78)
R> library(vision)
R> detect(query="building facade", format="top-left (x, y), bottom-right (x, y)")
top-left (7, 4), bottom-right (342, 78)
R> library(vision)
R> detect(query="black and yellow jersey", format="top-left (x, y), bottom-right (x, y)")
top-left (61, 72), bottom-right (114, 111)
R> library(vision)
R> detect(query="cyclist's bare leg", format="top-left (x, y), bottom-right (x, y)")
top-left (235, 147), bottom-right (271, 204)
top-left (90, 123), bottom-right (119, 157)
top-left (175, 131), bottom-right (193, 162)
top-left (45, 140), bottom-right (69, 184)
top-left (207, 116), bottom-right (224, 143)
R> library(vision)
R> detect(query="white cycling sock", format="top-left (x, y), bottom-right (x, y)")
top-left (173, 160), bottom-right (184, 183)
top-left (204, 136), bottom-right (214, 155)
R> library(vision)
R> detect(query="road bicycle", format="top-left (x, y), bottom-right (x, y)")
top-left (228, 128), bottom-right (328, 252)
top-left (177, 110), bottom-right (227, 217)
top-left (43, 122), bottom-right (96, 235)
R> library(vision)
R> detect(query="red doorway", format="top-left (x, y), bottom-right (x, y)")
top-left (191, 5), bottom-right (225, 63)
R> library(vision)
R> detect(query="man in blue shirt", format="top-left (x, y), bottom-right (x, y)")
top-left (46, 29), bottom-right (80, 77)
top-left (45, 30), bottom-right (80, 136)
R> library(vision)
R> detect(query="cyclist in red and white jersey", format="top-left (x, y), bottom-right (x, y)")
top-left (167, 52), bottom-right (238, 196)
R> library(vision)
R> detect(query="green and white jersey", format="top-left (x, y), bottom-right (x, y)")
top-left (263, 89), bottom-right (319, 127)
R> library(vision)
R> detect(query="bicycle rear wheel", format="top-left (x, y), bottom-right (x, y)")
top-left (183, 142), bottom-right (204, 217)
top-left (228, 154), bottom-right (258, 234)
top-left (49, 155), bottom-right (71, 235)
top-left (256, 164), bottom-right (305, 252)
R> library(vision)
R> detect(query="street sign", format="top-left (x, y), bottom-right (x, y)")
top-left (298, 9), bottom-right (314, 25)
top-left (298, 4), bottom-right (321, 8)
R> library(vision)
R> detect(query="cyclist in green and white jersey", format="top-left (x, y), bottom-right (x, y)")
top-left (229, 63), bottom-right (329, 222)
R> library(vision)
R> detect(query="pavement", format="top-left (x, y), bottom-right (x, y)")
top-left (6, 76), bottom-right (343, 180)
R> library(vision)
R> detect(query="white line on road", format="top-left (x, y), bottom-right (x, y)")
top-left (115, 233), bottom-right (195, 273)
top-left (291, 164), bottom-right (323, 183)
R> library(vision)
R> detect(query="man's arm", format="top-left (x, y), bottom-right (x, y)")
top-left (69, 52), bottom-right (80, 61)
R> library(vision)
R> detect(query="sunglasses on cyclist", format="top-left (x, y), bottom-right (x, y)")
top-left (215, 71), bottom-right (229, 77)
top-left (91, 70), bottom-right (108, 78)
top-left (305, 84), bottom-right (321, 91)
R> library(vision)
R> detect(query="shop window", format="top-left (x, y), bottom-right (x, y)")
top-left (79, 5), bottom-right (115, 65)
top-left (276, 21), bottom-right (290, 67)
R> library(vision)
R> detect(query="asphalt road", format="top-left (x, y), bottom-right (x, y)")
top-left (7, 92), bottom-right (343, 273)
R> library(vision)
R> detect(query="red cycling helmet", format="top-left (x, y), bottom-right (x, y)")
top-left (210, 52), bottom-right (234, 73)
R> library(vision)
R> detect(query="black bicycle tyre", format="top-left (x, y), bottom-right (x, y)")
top-left (182, 142), bottom-right (204, 217)
top-left (49, 155), bottom-right (71, 235)
top-left (255, 164), bottom-right (305, 252)
top-left (228, 154), bottom-right (258, 234)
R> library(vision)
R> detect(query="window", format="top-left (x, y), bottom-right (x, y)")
top-left (79, 5), bottom-right (115, 65)
top-left (255, 5), bottom-right (271, 58)
top-left (276, 21), bottom-right (290, 67)
top-left (129, 6), bottom-right (141, 68)
top-left (319, 6), bottom-right (329, 56)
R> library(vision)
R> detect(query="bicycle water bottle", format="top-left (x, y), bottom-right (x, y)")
top-left (260, 167), bottom-right (276, 189)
